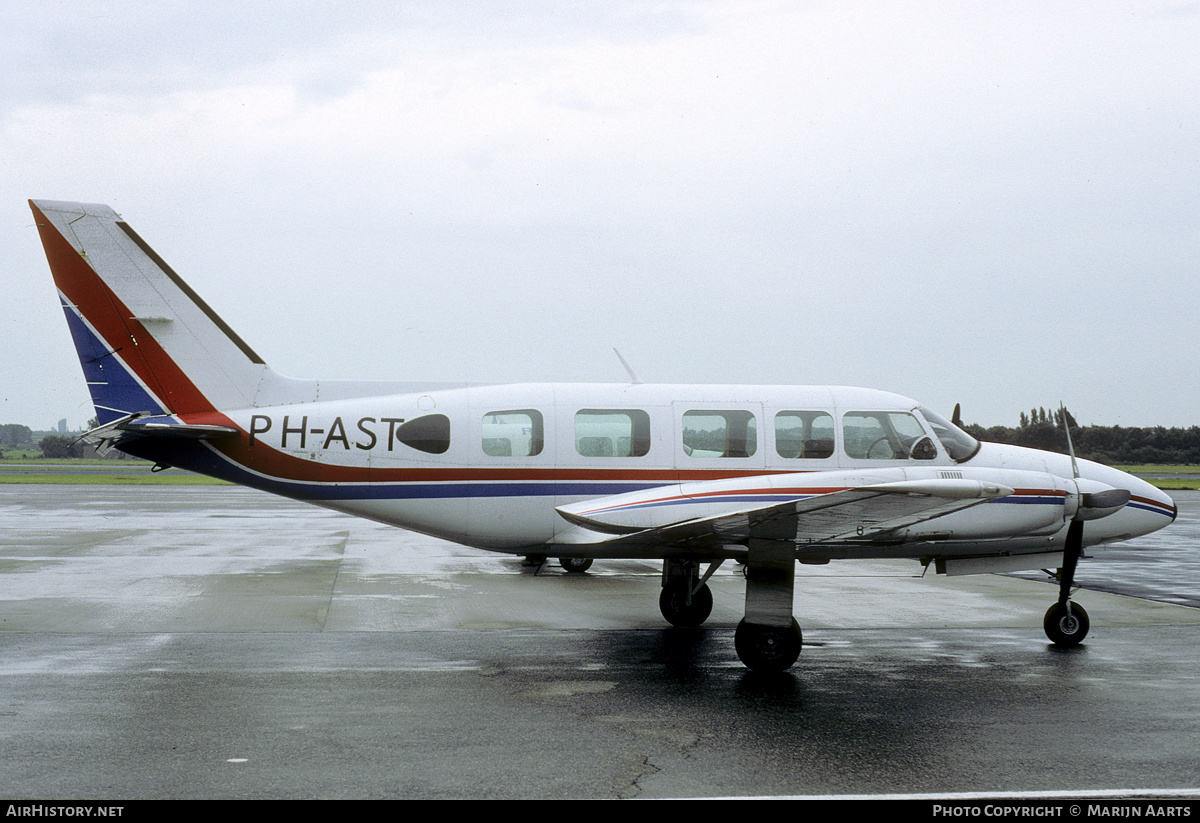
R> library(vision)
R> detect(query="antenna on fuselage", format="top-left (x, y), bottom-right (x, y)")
top-left (613, 348), bottom-right (643, 385)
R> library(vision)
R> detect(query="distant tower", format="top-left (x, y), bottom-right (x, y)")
top-left (58, 418), bottom-right (67, 433)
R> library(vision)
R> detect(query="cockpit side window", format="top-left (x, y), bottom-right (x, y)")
top-left (843, 411), bottom-right (935, 460)
top-left (917, 405), bottom-right (981, 463)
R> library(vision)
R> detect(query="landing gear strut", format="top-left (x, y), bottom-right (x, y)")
top-left (1045, 519), bottom-right (1089, 647)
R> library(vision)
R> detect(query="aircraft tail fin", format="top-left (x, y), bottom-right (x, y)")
top-left (31, 200), bottom-right (277, 424)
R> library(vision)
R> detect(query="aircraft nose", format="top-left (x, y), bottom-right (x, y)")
top-left (1132, 475), bottom-right (1176, 522)
top-left (1164, 491), bottom-right (1178, 524)
top-left (1106, 467), bottom-right (1176, 537)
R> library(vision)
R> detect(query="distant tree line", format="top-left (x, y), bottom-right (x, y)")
top-left (964, 406), bottom-right (1200, 465)
top-left (0, 424), bottom-right (34, 449)
top-left (0, 424), bottom-right (91, 459)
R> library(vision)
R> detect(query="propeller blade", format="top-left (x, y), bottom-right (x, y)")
top-left (1060, 402), bottom-right (1080, 480)
top-left (951, 403), bottom-right (962, 427)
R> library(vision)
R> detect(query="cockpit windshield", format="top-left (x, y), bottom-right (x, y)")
top-left (917, 406), bottom-right (980, 463)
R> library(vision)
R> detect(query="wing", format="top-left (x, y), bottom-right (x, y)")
top-left (553, 470), bottom-right (1015, 553)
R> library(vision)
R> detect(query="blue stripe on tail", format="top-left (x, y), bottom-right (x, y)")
top-left (60, 298), bottom-right (168, 424)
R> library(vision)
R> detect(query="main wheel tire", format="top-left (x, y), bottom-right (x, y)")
top-left (659, 581), bottom-right (714, 627)
top-left (559, 557), bottom-right (593, 574)
top-left (734, 618), bottom-right (802, 672)
top-left (1044, 601), bottom-right (1090, 647)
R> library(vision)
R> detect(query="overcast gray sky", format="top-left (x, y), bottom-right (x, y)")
top-left (4, 1), bottom-right (1198, 431)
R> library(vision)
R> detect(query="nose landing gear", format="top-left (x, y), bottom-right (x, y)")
top-left (1045, 518), bottom-right (1089, 647)
top-left (1044, 600), bottom-right (1090, 647)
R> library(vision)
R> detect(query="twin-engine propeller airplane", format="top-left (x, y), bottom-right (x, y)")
top-left (31, 199), bottom-right (1177, 672)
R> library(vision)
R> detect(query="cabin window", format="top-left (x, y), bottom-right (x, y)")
top-left (842, 411), bottom-right (935, 460)
top-left (575, 409), bottom-right (651, 457)
top-left (682, 410), bottom-right (757, 458)
top-left (482, 410), bottom-right (544, 457)
top-left (775, 411), bottom-right (835, 459)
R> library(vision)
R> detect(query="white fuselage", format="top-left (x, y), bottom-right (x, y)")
top-left (197, 382), bottom-right (1174, 557)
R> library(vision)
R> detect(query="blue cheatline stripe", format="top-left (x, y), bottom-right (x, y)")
top-left (586, 492), bottom-right (1070, 516)
top-left (583, 494), bottom-right (807, 515)
top-left (1129, 499), bottom-right (1176, 518)
top-left (125, 439), bottom-right (670, 501)
top-left (307, 482), bottom-right (664, 500)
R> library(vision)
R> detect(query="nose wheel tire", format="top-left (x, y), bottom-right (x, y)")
top-left (1044, 601), bottom-right (1089, 647)
top-left (734, 618), bottom-right (803, 672)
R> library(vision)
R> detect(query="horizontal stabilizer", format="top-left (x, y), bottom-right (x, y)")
top-left (79, 413), bottom-right (238, 456)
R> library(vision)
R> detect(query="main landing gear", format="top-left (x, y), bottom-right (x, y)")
top-left (735, 618), bottom-right (803, 673)
top-left (523, 555), bottom-right (593, 574)
top-left (734, 540), bottom-right (802, 672)
top-left (659, 559), bottom-right (716, 627)
top-left (659, 540), bottom-right (804, 673)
